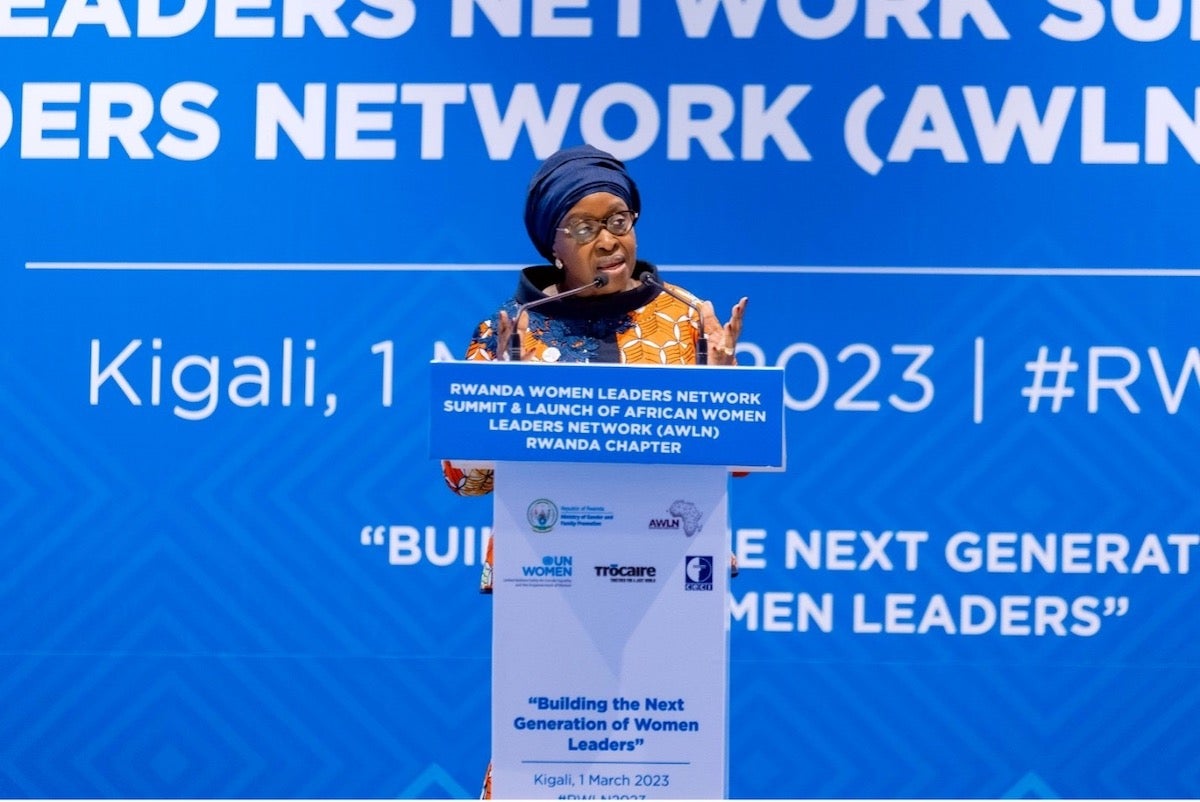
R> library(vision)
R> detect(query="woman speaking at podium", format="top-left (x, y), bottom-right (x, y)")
top-left (440, 144), bottom-right (746, 798)
top-left (470, 144), bottom-right (745, 367)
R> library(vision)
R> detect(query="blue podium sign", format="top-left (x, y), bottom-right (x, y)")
top-left (430, 361), bottom-right (785, 469)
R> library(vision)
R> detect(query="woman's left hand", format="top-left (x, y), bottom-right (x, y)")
top-left (702, 296), bottom-right (748, 366)
top-left (495, 309), bottom-right (534, 361)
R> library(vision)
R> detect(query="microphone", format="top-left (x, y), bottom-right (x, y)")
top-left (641, 273), bottom-right (707, 365)
top-left (506, 274), bottom-right (609, 361)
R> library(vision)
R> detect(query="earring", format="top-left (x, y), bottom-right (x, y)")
top-left (554, 257), bottom-right (564, 270)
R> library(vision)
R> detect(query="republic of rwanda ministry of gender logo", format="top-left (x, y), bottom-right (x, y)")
top-left (527, 499), bottom-right (559, 533)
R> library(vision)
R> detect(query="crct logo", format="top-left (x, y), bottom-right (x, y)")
top-left (527, 499), bottom-right (558, 533)
top-left (685, 555), bottom-right (713, 591)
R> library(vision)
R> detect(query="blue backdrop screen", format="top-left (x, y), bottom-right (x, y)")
top-left (2, 1), bottom-right (1199, 797)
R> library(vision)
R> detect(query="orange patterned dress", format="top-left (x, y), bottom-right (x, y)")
top-left (464, 262), bottom-right (707, 366)
top-left (441, 260), bottom-right (713, 541)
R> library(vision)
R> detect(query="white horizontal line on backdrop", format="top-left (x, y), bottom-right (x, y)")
top-left (23, 261), bottom-right (1200, 277)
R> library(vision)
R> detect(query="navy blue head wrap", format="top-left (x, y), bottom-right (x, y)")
top-left (524, 145), bottom-right (641, 262)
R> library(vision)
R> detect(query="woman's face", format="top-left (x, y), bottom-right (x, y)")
top-left (552, 192), bottom-right (638, 295)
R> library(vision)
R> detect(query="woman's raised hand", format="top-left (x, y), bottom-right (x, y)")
top-left (702, 296), bottom-right (748, 366)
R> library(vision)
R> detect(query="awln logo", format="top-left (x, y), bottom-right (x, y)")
top-left (670, 501), bottom-right (704, 536)
top-left (648, 500), bottom-right (704, 536)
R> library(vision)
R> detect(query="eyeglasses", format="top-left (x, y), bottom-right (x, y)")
top-left (556, 210), bottom-right (639, 245)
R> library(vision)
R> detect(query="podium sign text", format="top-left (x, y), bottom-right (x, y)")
top-left (490, 462), bottom-right (730, 799)
top-left (430, 361), bottom-right (785, 470)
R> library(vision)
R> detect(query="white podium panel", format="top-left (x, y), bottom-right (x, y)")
top-left (490, 462), bottom-right (730, 799)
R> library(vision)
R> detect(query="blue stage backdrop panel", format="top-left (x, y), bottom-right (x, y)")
top-left (2, 1), bottom-right (1199, 797)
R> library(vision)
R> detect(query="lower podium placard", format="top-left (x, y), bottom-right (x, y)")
top-left (490, 462), bottom-right (730, 799)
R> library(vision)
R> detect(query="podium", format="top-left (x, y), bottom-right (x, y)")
top-left (431, 361), bottom-right (785, 799)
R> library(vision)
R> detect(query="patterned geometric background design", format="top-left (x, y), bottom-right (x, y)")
top-left (3, 5), bottom-right (1199, 797)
